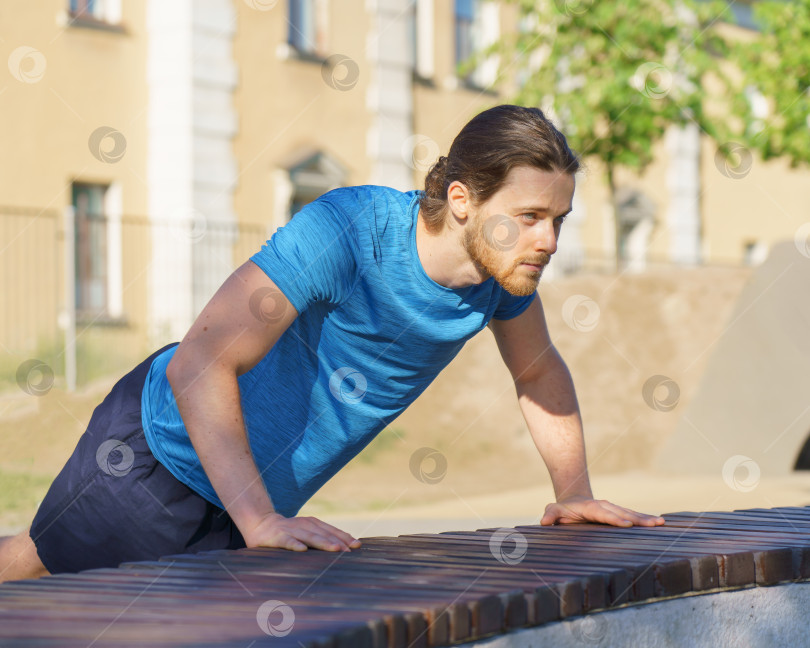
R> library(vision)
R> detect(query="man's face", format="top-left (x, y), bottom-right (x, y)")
top-left (462, 166), bottom-right (575, 296)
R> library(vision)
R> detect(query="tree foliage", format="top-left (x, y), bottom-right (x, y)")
top-left (489, 0), bottom-right (734, 181)
top-left (735, 0), bottom-right (810, 166)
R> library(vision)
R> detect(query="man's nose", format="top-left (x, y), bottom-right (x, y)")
top-left (533, 219), bottom-right (558, 255)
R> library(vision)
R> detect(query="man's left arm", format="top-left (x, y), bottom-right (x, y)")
top-left (489, 294), bottom-right (664, 527)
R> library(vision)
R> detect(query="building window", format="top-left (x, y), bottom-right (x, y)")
top-left (68, 0), bottom-right (122, 27)
top-left (454, 0), bottom-right (498, 89)
top-left (288, 0), bottom-right (327, 58)
top-left (288, 150), bottom-right (346, 218)
top-left (274, 150), bottom-right (347, 228)
top-left (455, 0), bottom-right (476, 72)
top-left (72, 183), bottom-right (108, 316)
top-left (730, 1), bottom-right (759, 31)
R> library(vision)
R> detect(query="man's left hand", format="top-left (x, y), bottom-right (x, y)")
top-left (540, 495), bottom-right (665, 527)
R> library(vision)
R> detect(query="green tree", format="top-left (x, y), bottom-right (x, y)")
top-left (734, 0), bottom-right (810, 167)
top-left (485, 0), bottom-right (734, 268)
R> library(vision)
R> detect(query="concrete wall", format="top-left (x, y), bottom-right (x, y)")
top-left (0, 0), bottom-right (152, 372)
top-left (461, 582), bottom-right (810, 647)
top-left (655, 241), bottom-right (810, 477)
top-left (0, 0), bottom-right (148, 213)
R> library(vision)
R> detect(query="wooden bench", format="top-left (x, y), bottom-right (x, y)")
top-left (1, 506), bottom-right (809, 647)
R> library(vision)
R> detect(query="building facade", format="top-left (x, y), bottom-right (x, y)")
top-left (1, 0), bottom-right (808, 387)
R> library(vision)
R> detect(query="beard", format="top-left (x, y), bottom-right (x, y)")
top-left (462, 213), bottom-right (551, 296)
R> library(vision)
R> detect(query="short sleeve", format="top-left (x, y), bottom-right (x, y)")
top-left (250, 199), bottom-right (360, 313)
top-left (492, 288), bottom-right (536, 320)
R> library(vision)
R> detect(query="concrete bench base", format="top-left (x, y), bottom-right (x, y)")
top-left (465, 581), bottom-right (810, 647)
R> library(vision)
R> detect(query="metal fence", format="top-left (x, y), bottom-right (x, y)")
top-left (1, 206), bottom-right (269, 392)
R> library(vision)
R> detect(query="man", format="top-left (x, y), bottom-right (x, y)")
top-left (0, 104), bottom-right (664, 583)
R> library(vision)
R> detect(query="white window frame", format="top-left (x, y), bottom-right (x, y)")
top-left (68, 0), bottom-right (122, 26)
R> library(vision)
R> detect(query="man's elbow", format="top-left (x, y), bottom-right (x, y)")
top-left (513, 346), bottom-right (567, 386)
top-left (166, 341), bottom-right (240, 394)
top-left (166, 345), bottom-right (201, 392)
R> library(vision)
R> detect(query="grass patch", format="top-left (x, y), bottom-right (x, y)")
top-left (0, 470), bottom-right (52, 516)
top-left (1, 330), bottom-right (152, 394)
top-left (0, 338), bottom-right (62, 394)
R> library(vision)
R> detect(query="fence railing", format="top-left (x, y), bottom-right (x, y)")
top-left (0, 207), bottom-right (62, 393)
top-left (1, 206), bottom-right (269, 392)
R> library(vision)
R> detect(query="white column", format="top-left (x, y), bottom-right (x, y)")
top-left (147, 0), bottom-right (194, 344)
top-left (63, 206), bottom-right (77, 392)
top-left (665, 123), bottom-right (701, 265)
top-left (189, 3), bottom-right (239, 318)
top-left (104, 182), bottom-right (123, 319)
top-left (366, 0), bottom-right (413, 191)
top-left (146, 0), bottom-right (238, 345)
top-left (415, 0), bottom-right (434, 79)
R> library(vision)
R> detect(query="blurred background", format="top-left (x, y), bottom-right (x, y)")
top-left (1, 0), bottom-right (809, 537)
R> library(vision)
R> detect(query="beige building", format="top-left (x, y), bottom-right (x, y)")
top-left (0, 0), bottom-right (808, 388)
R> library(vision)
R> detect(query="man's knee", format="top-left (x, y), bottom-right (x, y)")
top-left (0, 527), bottom-right (51, 583)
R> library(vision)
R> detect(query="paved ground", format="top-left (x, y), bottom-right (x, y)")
top-left (312, 470), bottom-right (810, 540)
top-left (4, 470), bottom-right (808, 544)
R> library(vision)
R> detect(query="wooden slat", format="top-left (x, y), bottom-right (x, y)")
top-left (1, 507), bottom-right (809, 646)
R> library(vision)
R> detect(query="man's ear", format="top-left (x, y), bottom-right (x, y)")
top-left (446, 180), bottom-right (471, 222)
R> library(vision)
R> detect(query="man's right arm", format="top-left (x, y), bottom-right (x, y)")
top-left (165, 259), bottom-right (360, 552)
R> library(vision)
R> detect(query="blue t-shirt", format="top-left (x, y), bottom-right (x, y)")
top-left (141, 186), bottom-right (534, 516)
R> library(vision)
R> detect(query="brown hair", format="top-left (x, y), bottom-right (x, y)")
top-left (420, 105), bottom-right (580, 232)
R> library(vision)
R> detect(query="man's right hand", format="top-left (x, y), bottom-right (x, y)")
top-left (243, 512), bottom-right (362, 552)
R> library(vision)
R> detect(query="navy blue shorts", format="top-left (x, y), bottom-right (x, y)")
top-left (30, 343), bottom-right (246, 574)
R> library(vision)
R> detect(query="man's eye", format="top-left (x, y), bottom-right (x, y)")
top-left (554, 215), bottom-right (568, 226)
top-left (520, 213), bottom-right (537, 222)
